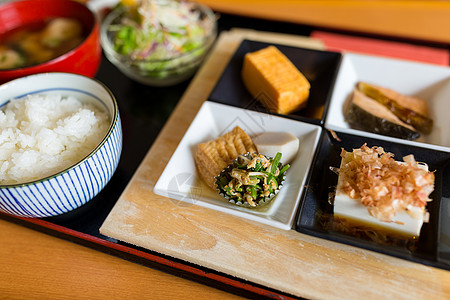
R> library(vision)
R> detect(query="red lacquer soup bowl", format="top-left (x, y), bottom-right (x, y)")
top-left (0, 0), bottom-right (101, 83)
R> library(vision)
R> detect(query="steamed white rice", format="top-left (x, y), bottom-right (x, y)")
top-left (0, 94), bottom-right (110, 185)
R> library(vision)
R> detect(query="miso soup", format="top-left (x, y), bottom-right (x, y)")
top-left (0, 18), bottom-right (84, 69)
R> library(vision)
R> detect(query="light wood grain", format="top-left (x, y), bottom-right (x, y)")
top-left (197, 0), bottom-right (450, 44)
top-left (100, 29), bottom-right (450, 299)
top-left (0, 219), bottom-right (243, 299)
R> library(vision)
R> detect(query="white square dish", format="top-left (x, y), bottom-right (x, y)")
top-left (325, 53), bottom-right (450, 152)
top-left (154, 101), bottom-right (322, 230)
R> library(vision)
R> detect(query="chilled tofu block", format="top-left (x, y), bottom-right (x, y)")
top-left (334, 145), bottom-right (434, 239)
top-left (253, 132), bottom-right (299, 163)
top-left (241, 46), bottom-right (310, 115)
top-left (334, 190), bottom-right (424, 238)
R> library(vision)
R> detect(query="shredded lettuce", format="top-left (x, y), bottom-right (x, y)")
top-left (109, 0), bottom-right (213, 74)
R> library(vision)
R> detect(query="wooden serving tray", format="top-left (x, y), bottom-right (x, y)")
top-left (99, 29), bottom-right (450, 299)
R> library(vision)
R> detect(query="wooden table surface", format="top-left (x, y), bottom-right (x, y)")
top-left (0, 219), bottom-right (241, 299)
top-left (197, 0), bottom-right (450, 44)
top-left (2, 1), bottom-right (450, 299)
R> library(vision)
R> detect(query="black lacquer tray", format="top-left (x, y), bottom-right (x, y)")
top-left (2, 12), bottom-right (450, 299)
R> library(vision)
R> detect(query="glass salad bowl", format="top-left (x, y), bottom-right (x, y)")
top-left (100, 0), bottom-right (217, 87)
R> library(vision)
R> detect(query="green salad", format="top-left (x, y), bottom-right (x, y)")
top-left (108, 0), bottom-right (214, 75)
top-left (215, 153), bottom-right (289, 208)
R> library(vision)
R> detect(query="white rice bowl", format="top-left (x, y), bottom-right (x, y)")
top-left (0, 72), bottom-right (122, 218)
top-left (0, 93), bottom-right (110, 185)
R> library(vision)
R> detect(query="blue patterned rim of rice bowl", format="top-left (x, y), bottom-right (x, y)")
top-left (0, 73), bottom-right (122, 218)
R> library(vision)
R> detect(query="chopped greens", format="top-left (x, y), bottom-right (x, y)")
top-left (215, 153), bottom-right (289, 208)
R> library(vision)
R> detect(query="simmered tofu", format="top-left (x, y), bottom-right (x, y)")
top-left (253, 132), bottom-right (299, 163)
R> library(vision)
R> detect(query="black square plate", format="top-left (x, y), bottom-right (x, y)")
top-left (295, 130), bottom-right (450, 270)
top-left (208, 39), bottom-right (342, 125)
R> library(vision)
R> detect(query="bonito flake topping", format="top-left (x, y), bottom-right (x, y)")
top-left (338, 144), bottom-right (435, 222)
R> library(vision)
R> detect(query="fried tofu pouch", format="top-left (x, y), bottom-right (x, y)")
top-left (195, 126), bottom-right (257, 190)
